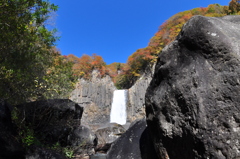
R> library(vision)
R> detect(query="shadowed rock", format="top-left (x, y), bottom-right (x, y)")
top-left (106, 118), bottom-right (158, 159)
top-left (17, 99), bottom-right (83, 147)
top-left (145, 15), bottom-right (240, 159)
top-left (0, 99), bottom-right (25, 159)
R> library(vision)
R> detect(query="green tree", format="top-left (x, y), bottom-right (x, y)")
top-left (37, 49), bottom-right (77, 100)
top-left (229, 0), bottom-right (240, 14)
top-left (0, 0), bottom-right (72, 104)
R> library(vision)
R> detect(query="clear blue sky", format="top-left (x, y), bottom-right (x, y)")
top-left (49, 0), bottom-right (229, 65)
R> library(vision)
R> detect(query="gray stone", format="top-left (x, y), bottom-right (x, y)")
top-left (70, 70), bottom-right (116, 127)
top-left (95, 123), bottom-right (126, 153)
top-left (128, 69), bottom-right (153, 122)
top-left (145, 15), bottom-right (240, 159)
top-left (68, 125), bottom-right (97, 156)
top-left (70, 68), bottom-right (154, 128)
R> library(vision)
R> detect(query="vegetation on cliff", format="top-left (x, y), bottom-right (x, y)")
top-left (1, 0), bottom-right (240, 104)
top-left (66, 1), bottom-right (240, 89)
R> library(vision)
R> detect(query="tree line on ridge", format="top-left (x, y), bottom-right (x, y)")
top-left (1, 0), bottom-right (240, 105)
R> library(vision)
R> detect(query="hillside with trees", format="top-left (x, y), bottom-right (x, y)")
top-left (1, 0), bottom-right (240, 105)
top-left (1, 0), bottom-right (240, 158)
top-left (65, 1), bottom-right (240, 89)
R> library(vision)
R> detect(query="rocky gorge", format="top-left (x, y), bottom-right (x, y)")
top-left (1, 14), bottom-right (240, 159)
top-left (70, 69), bottom-right (153, 128)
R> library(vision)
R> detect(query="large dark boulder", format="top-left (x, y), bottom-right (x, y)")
top-left (145, 15), bottom-right (240, 159)
top-left (0, 99), bottom-right (25, 159)
top-left (17, 99), bottom-right (83, 147)
top-left (106, 118), bottom-right (158, 159)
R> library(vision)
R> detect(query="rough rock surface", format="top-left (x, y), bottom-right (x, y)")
top-left (128, 69), bottom-right (153, 122)
top-left (95, 123), bottom-right (126, 153)
top-left (26, 146), bottom-right (67, 159)
top-left (17, 99), bottom-right (83, 147)
top-left (70, 70), bottom-right (116, 127)
top-left (68, 125), bottom-right (97, 156)
top-left (106, 118), bottom-right (158, 159)
top-left (145, 15), bottom-right (240, 159)
top-left (0, 99), bottom-right (25, 159)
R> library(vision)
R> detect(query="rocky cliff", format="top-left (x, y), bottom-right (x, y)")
top-left (127, 68), bottom-right (154, 122)
top-left (70, 68), bottom-right (154, 127)
top-left (70, 70), bottom-right (116, 127)
top-left (145, 15), bottom-right (240, 159)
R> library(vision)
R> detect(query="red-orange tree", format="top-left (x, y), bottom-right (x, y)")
top-left (66, 53), bottom-right (107, 79)
top-left (115, 4), bottom-right (229, 89)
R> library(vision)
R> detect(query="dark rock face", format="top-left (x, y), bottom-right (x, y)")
top-left (106, 118), bottom-right (158, 159)
top-left (26, 145), bottom-right (67, 159)
top-left (0, 99), bottom-right (25, 159)
top-left (145, 15), bottom-right (240, 159)
top-left (17, 99), bottom-right (83, 147)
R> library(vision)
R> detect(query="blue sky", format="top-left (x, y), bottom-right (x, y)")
top-left (49, 0), bottom-right (229, 65)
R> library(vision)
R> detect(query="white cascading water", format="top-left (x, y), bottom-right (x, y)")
top-left (110, 90), bottom-right (128, 125)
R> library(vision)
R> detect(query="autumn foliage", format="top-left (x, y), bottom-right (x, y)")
top-left (147, 4), bottom-right (229, 60)
top-left (229, 0), bottom-right (240, 14)
top-left (112, 4), bottom-right (231, 89)
top-left (65, 54), bottom-right (118, 79)
top-left (66, 2), bottom-right (238, 89)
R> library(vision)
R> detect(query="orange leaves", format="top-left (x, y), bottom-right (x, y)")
top-left (65, 53), bottom-right (107, 79)
top-left (65, 54), bottom-right (79, 63)
top-left (74, 55), bottom-right (92, 77)
top-left (114, 4), bottom-right (229, 89)
top-left (62, 4), bottom-right (232, 90)
top-left (91, 53), bottom-right (106, 68)
top-left (126, 46), bottom-right (155, 78)
top-left (148, 4), bottom-right (228, 58)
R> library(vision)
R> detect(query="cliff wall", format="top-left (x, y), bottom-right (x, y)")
top-left (127, 68), bottom-right (154, 122)
top-left (70, 67), bottom-right (154, 127)
top-left (70, 70), bottom-right (116, 126)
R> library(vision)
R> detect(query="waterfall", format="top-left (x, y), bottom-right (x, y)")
top-left (110, 90), bottom-right (128, 125)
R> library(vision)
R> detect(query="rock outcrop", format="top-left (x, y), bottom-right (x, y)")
top-left (68, 125), bottom-right (97, 156)
top-left (70, 68), bottom-right (154, 127)
top-left (26, 146), bottom-right (67, 159)
top-left (17, 99), bottom-right (87, 151)
top-left (128, 69), bottom-right (153, 122)
top-left (106, 118), bottom-right (158, 159)
top-left (145, 15), bottom-right (240, 159)
top-left (0, 99), bottom-right (25, 159)
top-left (70, 70), bottom-right (116, 127)
top-left (95, 123), bottom-right (126, 153)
